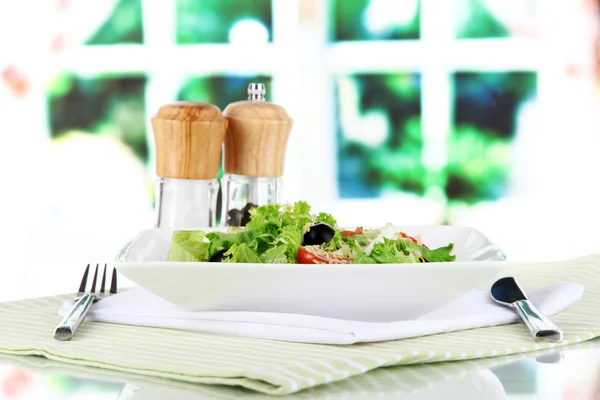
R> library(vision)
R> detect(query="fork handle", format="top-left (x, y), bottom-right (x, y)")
top-left (54, 293), bottom-right (95, 341)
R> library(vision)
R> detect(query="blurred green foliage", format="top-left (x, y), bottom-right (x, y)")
top-left (455, 0), bottom-right (536, 38)
top-left (447, 72), bottom-right (536, 202)
top-left (331, 0), bottom-right (420, 41)
top-left (48, 73), bottom-right (148, 163)
top-left (445, 126), bottom-right (511, 203)
top-left (337, 73), bottom-right (422, 198)
top-left (337, 71), bottom-right (536, 202)
top-left (455, 0), bottom-right (507, 38)
top-left (367, 116), bottom-right (426, 194)
top-left (454, 72), bottom-right (536, 138)
top-left (176, 0), bottom-right (272, 43)
top-left (86, 0), bottom-right (143, 44)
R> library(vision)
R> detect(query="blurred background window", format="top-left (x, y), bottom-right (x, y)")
top-left (331, 0), bottom-right (420, 41)
top-left (176, 0), bottom-right (273, 44)
top-left (0, 0), bottom-right (599, 301)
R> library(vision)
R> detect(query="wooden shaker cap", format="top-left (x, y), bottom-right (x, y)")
top-left (151, 101), bottom-right (227, 180)
top-left (223, 96), bottom-right (293, 177)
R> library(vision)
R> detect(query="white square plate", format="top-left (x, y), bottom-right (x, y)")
top-left (114, 226), bottom-right (507, 321)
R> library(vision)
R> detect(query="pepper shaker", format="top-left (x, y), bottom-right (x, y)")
top-left (221, 83), bottom-right (294, 227)
top-left (151, 101), bottom-right (227, 229)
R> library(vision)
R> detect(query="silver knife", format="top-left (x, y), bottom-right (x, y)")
top-left (491, 277), bottom-right (564, 342)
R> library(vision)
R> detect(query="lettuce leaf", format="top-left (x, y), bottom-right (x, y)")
top-left (260, 245), bottom-right (288, 263)
top-left (166, 230), bottom-right (210, 262)
top-left (352, 252), bottom-right (376, 264)
top-left (315, 212), bottom-right (336, 227)
top-left (403, 241), bottom-right (456, 262)
top-left (369, 238), bottom-right (414, 263)
top-left (205, 230), bottom-right (259, 259)
top-left (223, 243), bottom-right (262, 263)
top-left (362, 237), bottom-right (456, 263)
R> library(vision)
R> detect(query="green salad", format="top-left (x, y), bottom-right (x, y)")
top-left (166, 201), bottom-right (456, 264)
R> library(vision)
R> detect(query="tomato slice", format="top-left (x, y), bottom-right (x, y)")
top-left (297, 246), bottom-right (352, 264)
top-left (341, 227), bottom-right (363, 237)
top-left (400, 232), bottom-right (429, 249)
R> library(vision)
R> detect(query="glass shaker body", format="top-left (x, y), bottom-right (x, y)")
top-left (155, 177), bottom-right (219, 229)
top-left (221, 173), bottom-right (282, 227)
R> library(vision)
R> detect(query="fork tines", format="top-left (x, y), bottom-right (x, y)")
top-left (78, 263), bottom-right (118, 296)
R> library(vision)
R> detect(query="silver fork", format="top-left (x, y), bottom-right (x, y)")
top-left (54, 263), bottom-right (118, 341)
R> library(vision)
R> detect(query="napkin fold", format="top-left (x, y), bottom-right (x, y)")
top-left (59, 282), bottom-right (583, 345)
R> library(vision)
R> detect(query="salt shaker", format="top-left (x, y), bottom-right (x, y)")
top-left (221, 83), bottom-right (293, 227)
top-left (151, 101), bottom-right (227, 229)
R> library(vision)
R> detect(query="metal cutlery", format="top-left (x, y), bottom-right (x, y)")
top-left (54, 263), bottom-right (118, 341)
top-left (491, 277), bottom-right (564, 342)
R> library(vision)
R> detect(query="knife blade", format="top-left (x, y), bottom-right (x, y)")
top-left (491, 277), bottom-right (564, 342)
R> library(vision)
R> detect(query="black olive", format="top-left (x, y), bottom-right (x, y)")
top-left (303, 223), bottom-right (335, 246)
top-left (210, 249), bottom-right (231, 262)
top-left (241, 202), bottom-right (258, 226)
top-left (227, 209), bottom-right (243, 227)
top-left (226, 202), bottom-right (258, 227)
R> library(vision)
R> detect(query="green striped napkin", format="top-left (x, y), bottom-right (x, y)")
top-left (1, 255), bottom-right (600, 395)
top-left (1, 342), bottom-right (596, 399)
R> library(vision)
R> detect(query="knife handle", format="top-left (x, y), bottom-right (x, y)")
top-left (512, 300), bottom-right (564, 342)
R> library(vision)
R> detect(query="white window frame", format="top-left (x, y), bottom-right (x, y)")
top-left (296, 0), bottom-right (552, 227)
top-left (22, 0), bottom-right (560, 226)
